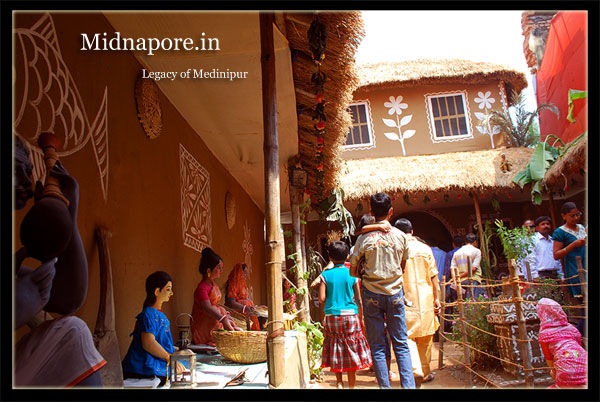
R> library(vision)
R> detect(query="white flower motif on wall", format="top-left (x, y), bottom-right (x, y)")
top-left (384, 95), bottom-right (408, 115)
top-left (473, 91), bottom-right (501, 149)
top-left (382, 95), bottom-right (415, 156)
top-left (474, 91), bottom-right (496, 109)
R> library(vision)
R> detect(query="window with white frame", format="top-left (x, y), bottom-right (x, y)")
top-left (344, 102), bottom-right (374, 149)
top-left (426, 92), bottom-right (472, 141)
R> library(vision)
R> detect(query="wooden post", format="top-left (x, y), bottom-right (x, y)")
top-left (289, 179), bottom-right (308, 323)
top-left (508, 259), bottom-right (534, 387)
top-left (94, 227), bottom-right (123, 387)
top-left (575, 256), bottom-right (586, 299)
top-left (455, 269), bottom-right (472, 387)
top-left (472, 191), bottom-right (492, 292)
top-left (260, 12), bottom-right (285, 388)
top-left (438, 275), bottom-right (446, 369)
top-left (472, 192), bottom-right (485, 263)
top-left (466, 257), bottom-right (475, 300)
top-left (576, 256), bottom-right (586, 348)
top-left (548, 191), bottom-right (558, 230)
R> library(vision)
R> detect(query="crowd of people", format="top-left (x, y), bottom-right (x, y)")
top-left (314, 192), bottom-right (587, 389)
top-left (13, 130), bottom-right (586, 390)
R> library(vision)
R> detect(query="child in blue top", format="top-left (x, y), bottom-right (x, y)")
top-left (122, 271), bottom-right (183, 386)
top-left (319, 241), bottom-right (372, 388)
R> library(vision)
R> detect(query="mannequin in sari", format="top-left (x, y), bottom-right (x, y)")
top-left (191, 248), bottom-right (241, 346)
top-left (225, 263), bottom-right (262, 331)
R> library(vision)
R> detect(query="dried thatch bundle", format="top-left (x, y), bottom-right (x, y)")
top-left (284, 12), bottom-right (365, 203)
top-left (356, 59), bottom-right (528, 105)
top-left (339, 146), bottom-right (534, 200)
top-left (543, 136), bottom-right (587, 189)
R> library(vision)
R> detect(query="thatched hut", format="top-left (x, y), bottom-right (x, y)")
top-left (543, 135), bottom-right (587, 190)
top-left (356, 59), bottom-right (528, 105)
top-left (340, 146), bottom-right (534, 201)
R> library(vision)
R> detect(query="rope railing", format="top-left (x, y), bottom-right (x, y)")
top-left (438, 260), bottom-right (587, 389)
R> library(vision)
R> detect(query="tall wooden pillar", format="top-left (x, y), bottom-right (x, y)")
top-left (260, 12), bottom-right (285, 388)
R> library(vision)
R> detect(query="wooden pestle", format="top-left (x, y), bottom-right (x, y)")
top-left (38, 132), bottom-right (69, 206)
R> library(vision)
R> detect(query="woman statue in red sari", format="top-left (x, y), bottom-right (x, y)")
top-left (191, 248), bottom-right (241, 346)
top-left (225, 263), bottom-right (263, 331)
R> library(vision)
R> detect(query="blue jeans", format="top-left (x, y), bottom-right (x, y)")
top-left (361, 287), bottom-right (415, 389)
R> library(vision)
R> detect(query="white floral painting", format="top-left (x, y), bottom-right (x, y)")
top-left (473, 91), bottom-right (501, 148)
top-left (179, 144), bottom-right (212, 253)
top-left (382, 95), bottom-right (416, 156)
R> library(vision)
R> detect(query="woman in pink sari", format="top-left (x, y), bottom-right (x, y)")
top-left (191, 248), bottom-right (241, 346)
top-left (536, 298), bottom-right (587, 388)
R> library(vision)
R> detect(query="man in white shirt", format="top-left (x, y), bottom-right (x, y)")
top-left (518, 219), bottom-right (536, 280)
top-left (450, 233), bottom-right (484, 299)
top-left (531, 216), bottom-right (564, 280)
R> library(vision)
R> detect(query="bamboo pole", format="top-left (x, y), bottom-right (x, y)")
top-left (454, 268), bottom-right (472, 387)
top-left (547, 191), bottom-right (558, 230)
top-left (260, 12), bottom-right (285, 388)
top-left (576, 256), bottom-right (586, 299)
top-left (576, 256), bottom-right (586, 348)
top-left (472, 191), bottom-right (485, 264)
top-left (472, 192), bottom-right (492, 294)
top-left (466, 257), bottom-right (475, 300)
top-left (289, 180), bottom-right (308, 323)
top-left (438, 275), bottom-right (446, 369)
top-left (508, 259), bottom-right (534, 387)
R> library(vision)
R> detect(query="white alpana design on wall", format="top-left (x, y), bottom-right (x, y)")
top-left (382, 95), bottom-right (416, 156)
top-left (242, 220), bottom-right (254, 274)
top-left (13, 13), bottom-right (110, 201)
top-left (498, 82), bottom-right (510, 115)
top-left (179, 144), bottom-right (212, 253)
top-left (473, 91), bottom-right (501, 149)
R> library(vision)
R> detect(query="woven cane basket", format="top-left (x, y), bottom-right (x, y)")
top-left (211, 330), bottom-right (267, 364)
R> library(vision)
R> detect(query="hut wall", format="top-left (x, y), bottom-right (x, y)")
top-left (13, 12), bottom-right (266, 358)
top-left (344, 82), bottom-right (509, 160)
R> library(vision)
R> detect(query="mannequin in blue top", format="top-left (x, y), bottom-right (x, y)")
top-left (318, 241), bottom-right (372, 388)
top-left (122, 271), bottom-right (184, 386)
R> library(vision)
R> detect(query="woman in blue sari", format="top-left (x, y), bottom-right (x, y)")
top-left (552, 202), bottom-right (586, 298)
top-left (552, 202), bottom-right (586, 336)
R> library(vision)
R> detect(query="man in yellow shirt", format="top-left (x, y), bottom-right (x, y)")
top-left (394, 218), bottom-right (440, 386)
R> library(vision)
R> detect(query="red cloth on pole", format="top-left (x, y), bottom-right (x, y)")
top-left (536, 11), bottom-right (587, 145)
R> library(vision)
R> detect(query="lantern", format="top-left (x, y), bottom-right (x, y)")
top-left (169, 349), bottom-right (196, 387)
top-left (176, 313), bottom-right (193, 349)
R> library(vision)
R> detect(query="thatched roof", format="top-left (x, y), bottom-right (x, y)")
top-left (356, 59), bottom-right (528, 105)
top-left (339, 147), bottom-right (534, 200)
top-left (543, 135), bottom-right (587, 189)
top-left (283, 12), bottom-right (365, 204)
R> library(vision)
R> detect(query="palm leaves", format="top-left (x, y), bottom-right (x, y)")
top-left (482, 90), bottom-right (559, 148)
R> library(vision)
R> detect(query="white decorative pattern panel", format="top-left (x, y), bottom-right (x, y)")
top-left (179, 144), bottom-right (212, 252)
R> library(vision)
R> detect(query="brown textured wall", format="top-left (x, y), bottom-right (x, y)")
top-left (13, 12), bottom-right (266, 358)
top-left (344, 82), bottom-right (509, 160)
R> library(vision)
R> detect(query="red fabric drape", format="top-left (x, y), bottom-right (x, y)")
top-left (536, 11), bottom-right (587, 145)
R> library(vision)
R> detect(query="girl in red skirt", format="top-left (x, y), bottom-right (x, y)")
top-left (319, 241), bottom-right (372, 388)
